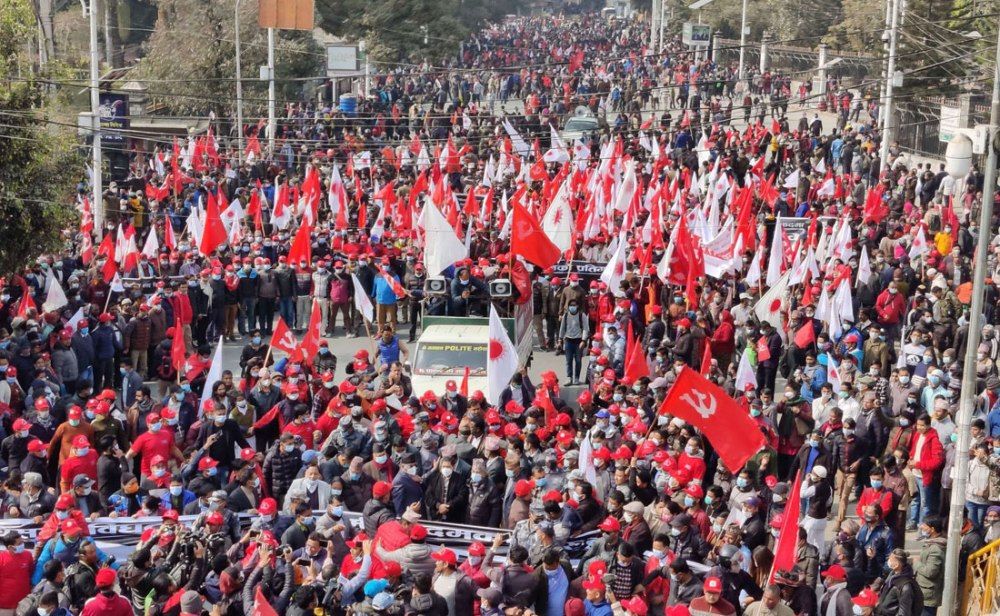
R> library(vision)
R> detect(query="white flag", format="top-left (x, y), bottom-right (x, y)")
top-left (109, 273), bottom-right (125, 293)
top-left (754, 270), bottom-right (790, 335)
top-left (765, 219), bottom-right (785, 287)
top-left (422, 198), bottom-right (468, 275)
top-left (486, 304), bottom-right (519, 405)
top-left (198, 337), bottom-right (225, 417)
top-left (857, 246), bottom-right (872, 286)
top-left (909, 225), bottom-right (929, 260)
top-left (783, 169), bottom-right (800, 189)
top-left (541, 179), bottom-right (574, 252)
top-left (600, 233), bottom-right (628, 297)
top-left (43, 272), bottom-right (68, 312)
top-left (141, 228), bottom-right (160, 259)
top-left (734, 350), bottom-right (758, 392)
top-left (578, 434), bottom-right (598, 485)
top-left (66, 308), bottom-right (86, 332)
top-left (502, 119), bottom-right (531, 158)
top-left (543, 125), bottom-right (571, 163)
top-left (351, 274), bottom-right (375, 323)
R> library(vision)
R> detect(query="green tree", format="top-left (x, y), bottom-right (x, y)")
top-left (137, 0), bottom-right (323, 116)
top-left (0, 0), bottom-right (81, 275)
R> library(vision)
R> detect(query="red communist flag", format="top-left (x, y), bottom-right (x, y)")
top-left (252, 587), bottom-right (279, 616)
top-left (658, 366), bottom-right (766, 472)
top-left (510, 202), bottom-right (562, 269)
top-left (200, 190), bottom-right (228, 256)
top-left (270, 317), bottom-right (300, 358)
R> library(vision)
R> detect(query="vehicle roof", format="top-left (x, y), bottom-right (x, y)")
top-left (417, 324), bottom-right (489, 344)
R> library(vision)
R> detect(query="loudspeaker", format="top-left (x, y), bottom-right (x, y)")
top-left (425, 276), bottom-right (447, 295)
top-left (489, 279), bottom-right (513, 298)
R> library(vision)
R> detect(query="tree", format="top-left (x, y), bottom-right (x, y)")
top-left (136, 0), bottom-right (323, 117)
top-left (0, 0), bottom-right (81, 275)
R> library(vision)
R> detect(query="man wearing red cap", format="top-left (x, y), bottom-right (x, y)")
top-left (431, 546), bottom-right (478, 616)
top-left (80, 568), bottom-right (131, 616)
top-left (0, 417), bottom-right (33, 471)
top-left (60, 434), bottom-right (99, 493)
top-left (688, 577), bottom-right (736, 616)
top-left (818, 565), bottom-right (852, 616)
top-left (49, 405), bottom-right (95, 464)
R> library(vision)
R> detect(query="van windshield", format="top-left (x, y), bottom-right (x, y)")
top-left (413, 342), bottom-right (488, 376)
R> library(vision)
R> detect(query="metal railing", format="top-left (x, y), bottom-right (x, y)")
top-left (962, 536), bottom-right (1000, 616)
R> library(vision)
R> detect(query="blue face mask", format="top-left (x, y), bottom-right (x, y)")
top-left (170, 486), bottom-right (183, 496)
top-left (870, 480), bottom-right (883, 489)
top-left (736, 478), bottom-right (749, 489)
top-left (252, 337), bottom-right (262, 345)
top-left (181, 384), bottom-right (192, 393)
top-left (350, 472), bottom-right (360, 481)
top-left (80, 328), bottom-right (89, 336)
top-left (206, 467), bottom-right (218, 477)
top-left (331, 506), bottom-right (344, 518)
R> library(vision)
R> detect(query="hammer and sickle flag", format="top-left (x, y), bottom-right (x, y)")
top-left (658, 366), bottom-right (766, 472)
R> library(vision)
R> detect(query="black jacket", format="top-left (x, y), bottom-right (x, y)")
top-left (875, 567), bottom-right (923, 616)
top-left (422, 469), bottom-right (469, 523)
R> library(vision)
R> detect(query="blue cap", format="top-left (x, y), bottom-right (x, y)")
top-left (364, 579), bottom-right (389, 598)
top-left (301, 449), bottom-right (319, 464)
top-left (596, 410), bottom-right (610, 419)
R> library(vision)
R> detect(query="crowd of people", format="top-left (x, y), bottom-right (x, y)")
top-left (0, 9), bottom-right (999, 616)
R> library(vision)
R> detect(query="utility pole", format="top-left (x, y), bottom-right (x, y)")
top-left (650, 0), bottom-right (660, 53)
top-left (267, 27), bottom-right (276, 156)
top-left (737, 0), bottom-right (749, 81)
top-left (941, 23), bottom-right (1000, 613)
top-left (86, 0), bottom-right (103, 234)
top-left (879, 0), bottom-right (899, 172)
top-left (234, 0), bottom-right (245, 167)
top-left (659, 0), bottom-right (668, 53)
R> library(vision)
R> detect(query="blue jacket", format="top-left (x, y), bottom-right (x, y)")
top-left (372, 275), bottom-right (400, 305)
top-left (987, 403), bottom-right (1000, 438)
top-left (91, 324), bottom-right (120, 360)
top-left (585, 600), bottom-right (614, 616)
top-left (391, 473), bottom-right (423, 516)
top-left (33, 536), bottom-right (117, 585)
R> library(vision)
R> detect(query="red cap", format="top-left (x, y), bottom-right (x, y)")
top-left (94, 401), bottom-right (111, 415)
top-left (27, 439), bottom-right (46, 453)
top-left (542, 489), bottom-right (563, 503)
top-left (162, 509), bottom-right (179, 521)
top-left (206, 511), bottom-right (224, 525)
top-left (409, 524), bottom-right (428, 540)
top-left (61, 519), bottom-right (83, 537)
top-left (684, 484), bottom-right (704, 499)
top-left (12, 418), bottom-right (31, 431)
top-left (703, 577), bottom-right (723, 593)
top-left (56, 493), bottom-right (75, 509)
top-left (373, 481), bottom-right (391, 498)
top-left (71, 435), bottom-right (90, 449)
top-left (623, 597), bottom-right (648, 616)
top-left (593, 448), bottom-right (613, 462)
top-left (821, 564), bottom-right (847, 581)
top-left (468, 542), bottom-right (486, 557)
top-left (588, 561), bottom-right (608, 579)
top-left (241, 447), bottom-right (256, 461)
top-left (197, 457), bottom-right (219, 471)
top-left (149, 454), bottom-right (167, 467)
top-left (611, 445), bottom-right (633, 461)
top-left (556, 430), bottom-right (574, 445)
top-left (769, 513), bottom-right (784, 529)
top-left (598, 516), bottom-right (621, 532)
top-left (258, 498), bottom-right (278, 516)
top-left (583, 578), bottom-right (606, 592)
top-left (34, 398), bottom-right (50, 411)
top-left (383, 561), bottom-right (403, 577)
top-left (431, 548), bottom-right (458, 566)
top-left (514, 479), bottom-right (535, 498)
top-left (146, 413), bottom-right (161, 424)
top-left (370, 398), bottom-right (387, 412)
top-left (852, 588), bottom-right (879, 608)
top-left (445, 380), bottom-right (457, 392)
top-left (577, 390), bottom-right (592, 405)
top-left (95, 568), bottom-right (117, 588)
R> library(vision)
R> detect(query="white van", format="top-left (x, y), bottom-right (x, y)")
top-left (409, 303), bottom-right (534, 396)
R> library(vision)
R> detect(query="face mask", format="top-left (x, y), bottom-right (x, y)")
top-left (736, 478), bottom-right (749, 489)
top-left (568, 306), bottom-right (579, 314)
top-left (374, 454), bottom-right (388, 464)
top-left (899, 418), bottom-right (910, 427)
top-left (684, 445), bottom-right (697, 456)
top-left (77, 447), bottom-right (89, 457)
top-left (923, 356), bottom-right (933, 364)
top-left (711, 523), bottom-right (722, 534)
top-left (350, 472), bottom-right (360, 481)
top-left (852, 607), bottom-right (864, 616)
top-left (441, 467), bottom-right (454, 478)
top-left (56, 510), bottom-right (70, 520)
top-left (683, 496), bottom-right (695, 507)
top-left (69, 419), bottom-right (80, 427)
top-left (330, 506), bottom-right (344, 518)
top-left (471, 472), bottom-right (483, 483)
top-left (214, 415), bottom-right (226, 424)
top-left (301, 516), bottom-right (314, 526)
top-left (153, 468), bottom-right (166, 478)
top-left (170, 486), bottom-right (183, 496)
top-left (149, 422), bottom-right (162, 432)
top-left (283, 444), bottom-right (295, 453)
top-left (750, 408), bottom-right (762, 417)
top-left (843, 429), bottom-right (855, 437)
top-left (899, 376), bottom-right (910, 384)
top-left (506, 469), bottom-right (515, 478)
top-left (613, 394), bottom-right (624, 402)
top-left (206, 467), bottom-right (218, 477)
top-left (305, 478), bottom-right (318, 490)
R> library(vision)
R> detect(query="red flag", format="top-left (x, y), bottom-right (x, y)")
top-left (379, 268), bottom-right (406, 299)
top-left (270, 316), bottom-right (300, 359)
top-left (793, 322), bottom-right (816, 349)
top-left (286, 223), bottom-right (312, 268)
top-left (771, 471), bottom-right (803, 580)
top-left (199, 190), bottom-right (228, 256)
top-left (16, 290), bottom-right (35, 318)
top-left (459, 366), bottom-right (470, 398)
top-left (164, 220), bottom-right (176, 251)
top-left (536, 386), bottom-right (558, 430)
top-left (624, 328), bottom-right (650, 383)
top-left (657, 366), bottom-right (766, 472)
top-left (252, 587), bottom-right (279, 616)
top-left (510, 202), bottom-right (562, 268)
top-left (170, 318), bottom-right (187, 372)
top-left (699, 341), bottom-right (713, 376)
top-left (101, 256), bottom-right (118, 283)
top-left (299, 298), bottom-right (323, 362)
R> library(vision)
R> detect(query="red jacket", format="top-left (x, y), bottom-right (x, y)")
top-left (0, 549), bottom-right (34, 608)
top-left (36, 510), bottom-right (90, 547)
top-left (908, 429), bottom-right (944, 486)
top-left (875, 290), bottom-right (906, 325)
top-left (81, 591), bottom-right (134, 616)
top-left (169, 293), bottom-right (194, 325)
top-left (855, 487), bottom-right (895, 520)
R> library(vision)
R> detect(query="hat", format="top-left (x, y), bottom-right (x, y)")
top-left (409, 524), bottom-right (428, 540)
top-left (684, 484), bottom-right (704, 499)
top-left (468, 541), bottom-right (486, 557)
top-left (162, 509), bottom-right (179, 522)
top-left (383, 561), bottom-right (403, 577)
top-left (61, 519), bottom-right (83, 537)
top-left (345, 532), bottom-right (369, 549)
top-left (477, 587), bottom-right (503, 605)
top-left (56, 493), bottom-right (75, 509)
top-left (402, 509), bottom-right (421, 523)
top-left (852, 588), bottom-right (879, 608)
top-left (27, 439), bottom-right (46, 453)
top-left (72, 474), bottom-right (95, 488)
top-left (671, 513), bottom-right (693, 528)
top-left (180, 591), bottom-right (204, 614)
top-left (206, 511), bottom-right (224, 526)
top-left (623, 597), bottom-right (648, 616)
top-left (373, 480), bottom-right (391, 498)
top-left (745, 496), bottom-right (762, 508)
top-left (514, 479), bottom-right (535, 498)
top-left (12, 418), bottom-right (31, 431)
top-left (821, 564), bottom-right (847, 581)
top-left (812, 465), bottom-right (828, 479)
top-left (703, 577), bottom-right (723, 593)
top-left (71, 435), bottom-right (90, 449)
top-left (372, 592), bottom-right (395, 612)
top-left (240, 447), bottom-right (256, 461)
top-left (431, 548), bottom-right (457, 566)
top-left (624, 501), bottom-right (645, 515)
top-left (583, 578), bottom-right (606, 592)
top-left (543, 489), bottom-right (564, 503)
top-left (258, 498), bottom-right (277, 516)
top-left (197, 457), bottom-right (219, 471)
top-left (598, 516), bottom-right (621, 532)
top-left (95, 568), bottom-right (117, 588)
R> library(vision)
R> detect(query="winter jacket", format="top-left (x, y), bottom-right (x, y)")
top-left (908, 429), bottom-right (944, 486)
top-left (51, 345), bottom-right (79, 384)
top-left (915, 537), bottom-right (946, 607)
top-left (91, 324), bottom-right (121, 360)
top-left (71, 332), bottom-right (96, 372)
top-left (123, 316), bottom-right (152, 353)
top-left (875, 566), bottom-right (923, 616)
top-left (262, 448), bottom-right (303, 502)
